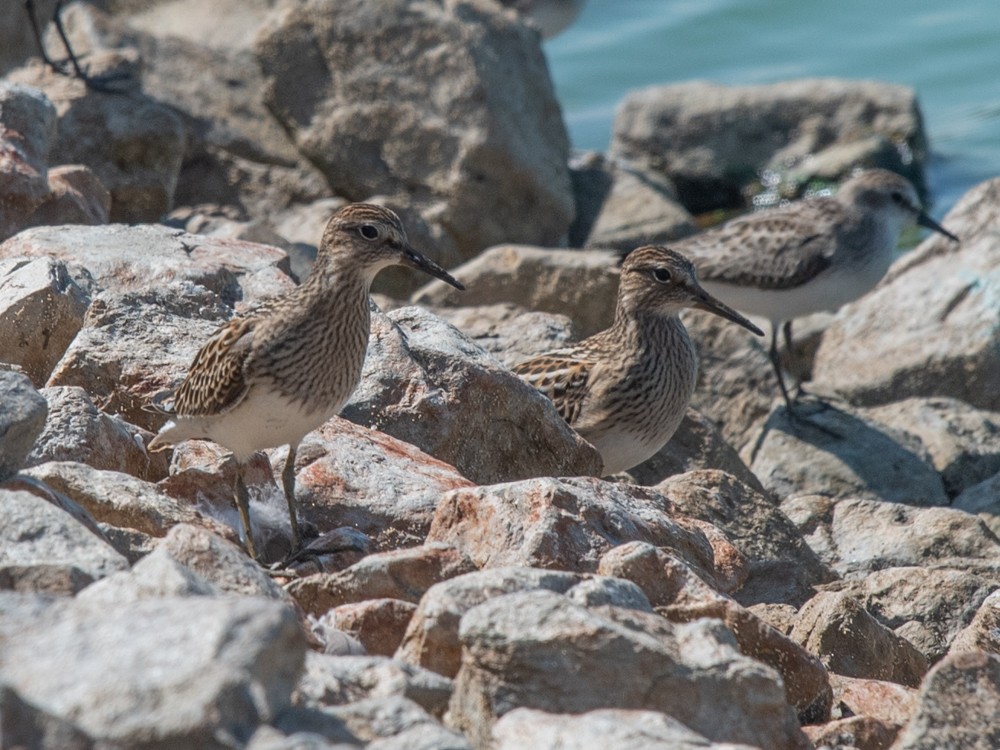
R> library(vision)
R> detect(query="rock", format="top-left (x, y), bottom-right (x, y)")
top-left (46, 284), bottom-right (232, 431)
top-left (747, 401), bottom-right (948, 506)
top-left (948, 589), bottom-right (1000, 656)
top-left (8, 54), bottom-right (185, 222)
top-left (76, 546), bottom-right (217, 603)
top-left (288, 543), bottom-right (477, 617)
top-left (0, 222), bottom-right (295, 304)
top-left (413, 245), bottom-right (620, 338)
top-left (327, 599), bottom-right (417, 657)
top-left (0, 256), bottom-right (89, 388)
top-left (953, 471), bottom-right (1000, 537)
top-left (295, 652), bottom-right (452, 719)
top-left (287, 417), bottom-right (473, 548)
top-left (492, 707), bottom-right (760, 750)
top-left (656, 470), bottom-right (834, 606)
top-left (891, 652), bottom-right (1000, 750)
top-left (830, 674), bottom-right (918, 726)
top-left (791, 591), bottom-right (928, 687)
top-left (0, 82), bottom-right (56, 240)
top-left (626, 408), bottom-right (765, 492)
top-left (451, 590), bottom-right (808, 749)
top-left (0, 683), bottom-right (95, 750)
top-left (21, 461), bottom-right (227, 539)
top-left (0, 370), bottom-right (48, 481)
top-left (256, 0), bottom-right (573, 259)
top-left (427, 476), bottom-right (718, 577)
top-left (25, 387), bottom-right (168, 481)
top-left (782, 495), bottom-right (1000, 578)
top-left (343, 306), bottom-right (602, 483)
top-left (803, 716), bottom-right (901, 750)
top-left (566, 151), bottom-right (696, 250)
top-left (813, 179), bottom-right (1000, 410)
top-left (0, 488), bottom-right (127, 594)
top-left (0, 0), bottom-right (57, 74)
top-left (396, 566), bottom-right (585, 678)
top-left (0, 594), bottom-right (306, 748)
top-left (826, 566), bottom-right (1000, 663)
top-left (610, 78), bottom-right (926, 213)
top-left (28, 164), bottom-right (111, 227)
top-left (430, 303), bottom-right (578, 368)
top-left (600, 542), bottom-right (830, 718)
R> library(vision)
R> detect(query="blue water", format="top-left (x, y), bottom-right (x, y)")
top-left (545, 0), bottom-right (1000, 217)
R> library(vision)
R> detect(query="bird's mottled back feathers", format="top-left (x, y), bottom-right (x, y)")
top-left (513, 354), bottom-right (592, 426)
top-left (171, 315), bottom-right (255, 417)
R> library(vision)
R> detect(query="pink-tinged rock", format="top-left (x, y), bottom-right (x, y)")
top-left (0, 258), bottom-right (89, 386)
top-left (26, 387), bottom-right (168, 482)
top-left (947, 589), bottom-right (1000, 657)
top-left (28, 164), bottom-right (111, 227)
top-left (288, 543), bottom-right (476, 617)
top-left (830, 674), bottom-right (918, 727)
top-left (802, 716), bottom-right (900, 750)
top-left (427, 476), bottom-right (717, 576)
top-left (0, 223), bottom-right (294, 303)
top-left (288, 417), bottom-right (473, 547)
top-left (326, 599), bottom-right (418, 657)
top-left (0, 82), bottom-right (56, 240)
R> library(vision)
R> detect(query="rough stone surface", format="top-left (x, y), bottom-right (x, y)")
top-left (28, 164), bottom-right (112, 228)
top-left (0, 258), bottom-right (89, 386)
top-left (427, 476), bottom-right (718, 577)
top-left (830, 674), bottom-right (918, 726)
top-left (0, 594), bottom-right (306, 748)
top-left (75, 545), bottom-right (217, 603)
top-left (256, 0), bottom-right (573, 259)
top-left (611, 78), bottom-right (926, 213)
top-left (891, 652), bottom-right (1000, 750)
top-left (295, 652), bottom-right (452, 719)
top-left (451, 590), bottom-right (808, 750)
top-left (0, 370), bottom-right (48, 481)
top-left (803, 716), bottom-right (900, 750)
top-left (493, 707), bottom-right (759, 750)
top-left (0, 683), bottom-right (95, 750)
top-left (288, 543), bottom-right (477, 617)
top-left (813, 178), bottom-right (1000, 410)
top-left (0, 82), bottom-right (56, 240)
top-left (329, 599), bottom-right (417, 658)
top-left (26, 387), bottom-right (169, 481)
top-left (413, 245), bottom-right (620, 338)
top-left (791, 591), bottom-right (928, 687)
top-left (0, 488), bottom-right (127, 594)
top-left (656, 470), bottom-right (834, 606)
top-left (948, 589), bottom-right (1000, 656)
top-left (343, 306), bottom-right (602, 484)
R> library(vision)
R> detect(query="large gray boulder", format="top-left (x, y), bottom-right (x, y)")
top-left (255, 0), bottom-right (574, 259)
top-left (0, 371), bottom-right (48, 481)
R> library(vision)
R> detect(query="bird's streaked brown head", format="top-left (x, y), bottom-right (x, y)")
top-left (619, 245), bottom-right (764, 335)
top-left (319, 203), bottom-right (464, 290)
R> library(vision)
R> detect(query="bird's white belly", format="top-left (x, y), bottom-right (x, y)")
top-left (701, 261), bottom-right (890, 322)
top-left (201, 387), bottom-right (337, 460)
top-left (587, 417), bottom-right (685, 477)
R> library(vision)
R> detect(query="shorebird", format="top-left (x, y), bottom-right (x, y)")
top-left (514, 245), bottom-right (763, 475)
top-left (674, 169), bottom-right (959, 409)
top-left (148, 204), bottom-right (465, 560)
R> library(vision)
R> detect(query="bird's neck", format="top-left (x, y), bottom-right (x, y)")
top-left (611, 306), bottom-right (689, 355)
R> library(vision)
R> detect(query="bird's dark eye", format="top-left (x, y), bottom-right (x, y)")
top-left (359, 224), bottom-right (380, 240)
top-left (652, 267), bottom-right (672, 283)
top-left (890, 191), bottom-right (906, 205)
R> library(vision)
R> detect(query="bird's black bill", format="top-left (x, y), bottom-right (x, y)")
top-left (693, 291), bottom-right (765, 337)
top-left (916, 211), bottom-right (960, 243)
top-left (404, 248), bottom-right (465, 290)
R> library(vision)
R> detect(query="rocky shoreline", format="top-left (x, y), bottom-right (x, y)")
top-left (2, 2), bottom-right (1000, 749)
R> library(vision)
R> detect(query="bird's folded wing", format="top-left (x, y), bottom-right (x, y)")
top-left (513, 354), bottom-right (592, 426)
top-left (172, 316), bottom-right (255, 417)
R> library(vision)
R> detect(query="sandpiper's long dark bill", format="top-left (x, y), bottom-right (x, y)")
top-left (148, 203), bottom-right (462, 562)
top-left (915, 211), bottom-right (960, 243)
top-left (690, 289), bottom-right (764, 336)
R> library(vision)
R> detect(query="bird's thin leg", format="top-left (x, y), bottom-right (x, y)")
top-left (768, 321), bottom-right (797, 412)
top-left (233, 465), bottom-right (259, 560)
top-left (282, 444), bottom-right (302, 553)
top-left (25, 0), bottom-right (69, 74)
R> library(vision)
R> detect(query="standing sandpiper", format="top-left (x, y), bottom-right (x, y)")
top-left (674, 169), bottom-right (959, 409)
top-left (148, 204), bottom-right (465, 560)
top-left (514, 245), bottom-right (763, 475)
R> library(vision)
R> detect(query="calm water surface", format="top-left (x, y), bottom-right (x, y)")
top-left (545, 0), bottom-right (1000, 217)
